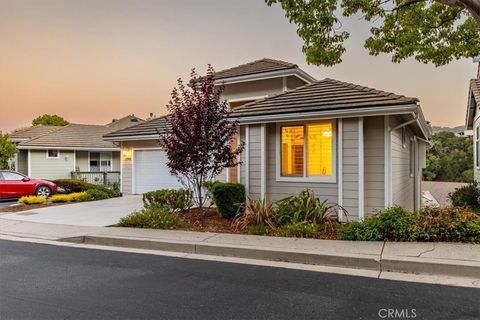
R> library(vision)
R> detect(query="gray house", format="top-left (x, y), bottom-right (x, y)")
top-left (104, 59), bottom-right (431, 220)
top-left (465, 58), bottom-right (480, 181)
top-left (10, 115), bottom-right (143, 184)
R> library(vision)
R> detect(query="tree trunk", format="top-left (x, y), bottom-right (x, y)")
top-left (197, 183), bottom-right (205, 227)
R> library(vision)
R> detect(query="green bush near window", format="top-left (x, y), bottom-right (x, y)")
top-left (77, 189), bottom-right (112, 202)
top-left (338, 206), bottom-right (480, 243)
top-left (449, 181), bottom-right (480, 212)
top-left (142, 189), bottom-right (193, 212)
top-left (117, 207), bottom-right (184, 229)
top-left (210, 182), bottom-right (245, 218)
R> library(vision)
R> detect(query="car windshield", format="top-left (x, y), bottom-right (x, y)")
top-left (2, 172), bottom-right (24, 181)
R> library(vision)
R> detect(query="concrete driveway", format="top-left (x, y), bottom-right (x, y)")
top-left (0, 196), bottom-right (143, 227)
top-left (0, 201), bottom-right (17, 208)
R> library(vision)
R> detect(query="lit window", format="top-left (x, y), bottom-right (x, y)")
top-left (280, 121), bottom-right (334, 179)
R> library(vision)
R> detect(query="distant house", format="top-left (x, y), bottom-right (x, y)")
top-left (465, 57), bottom-right (480, 181)
top-left (104, 58), bottom-right (431, 220)
top-left (9, 115), bottom-right (143, 184)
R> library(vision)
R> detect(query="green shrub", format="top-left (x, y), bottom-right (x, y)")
top-left (275, 221), bottom-right (321, 238)
top-left (338, 206), bottom-right (413, 241)
top-left (18, 196), bottom-right (46, 205)
top-left (449, 181), bottom-right (480, 212)
top-left (53, 179), bottom-right (95, 193)
top-left (246, 224), bottom-right (270, 235)
top-left (275, 189), bottom-right (343, 226)
top-left (338, 206), bottom-right (480, 243)
top-left (142, 189), bottom-right (193, 212)
top-left (77, 189), bottom-right (111, 202)
top-left (210, 182), bottom-right (245, 218)
top-left (49, 192), bottom-right (86, 203)
top-left (411, 207), bottom-right (480, 243)
top-left (118, 207), bottom-right (184, 229)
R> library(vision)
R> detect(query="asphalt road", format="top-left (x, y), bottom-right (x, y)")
top-left (0, 240), bottom-right (479, 320)
top-left (0, 200), bottom-right (16, 208)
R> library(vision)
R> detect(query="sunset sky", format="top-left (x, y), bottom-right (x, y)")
top-left (0, 0), bottom-right (476, 133)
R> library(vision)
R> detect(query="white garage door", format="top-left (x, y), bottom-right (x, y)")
top-left (134, 149), bottom-right (182, 194)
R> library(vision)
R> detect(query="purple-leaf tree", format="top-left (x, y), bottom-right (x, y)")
top-left (162, 65), bottom-right (244, 224)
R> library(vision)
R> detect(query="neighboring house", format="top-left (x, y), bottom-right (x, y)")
top-left (9, 115), bottom-right (143, 184)
top-left (465, 57), bottom-right (480, 181)
top-left (104, 58), bottom-right (431, 220)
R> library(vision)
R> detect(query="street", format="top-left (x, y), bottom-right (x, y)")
top-left (0, 240), bottom-right (479, 320)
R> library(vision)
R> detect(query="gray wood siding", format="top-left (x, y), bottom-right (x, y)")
top-left (248, 125), bottom-right (262, 199)
top-left (390, 116), bottom-right (415, 211)
top-left (364, 116), bottom-right (385, 215)
top-left (17, 150), bottom-right (28, 175)
top-left (75, 151), bottom-right (89, 171)
top-left (221, 78), bottom-right (283, 101)
top-left (30, 150), bottom-right (75, 180)
top-left (342, 118), bottom-right (359, 220)
top-left (474, 116), bottom-right (480, 182)
top-left (112, 152), bottom-right (120, 171)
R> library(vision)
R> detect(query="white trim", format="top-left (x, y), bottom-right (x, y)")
top-left (260, 124), bottom-right (266, 199)
top-left (337, 119), bottom-right (344, 221)
top-left (282, 77), bottom-right (288, 92)
top-left (120, 142), bottom-right (123, 193)
top-left (245, 125), bottom-right (250, 198)
top-left (46, 149), bottom-right (60, 159)
top-left (384, 116), bottom-right (392, 207)
top-left (226, 168), bottom-right (230, 183)
top-left (358, 117), bottom-right (364, 220)
top-left (275, 120), bottom-right (337, 183)
top-left (237, 128), bottom-right (241, 183)
top-left (103, 135), bottom-right (160, 142)
top-left (233, 105), bottom-right (419, 123)
top-left (73, 150), bottom-right (76, 171)
top-left (14, 153), bottom-right (18, 172)
top-left (18, 146), bottom-right (119, 151)
top-left (27, 149), bottom-right (31, 177)
top-left (212, 68), bottom-right (316, 86)
top-left (131, 147), bottom-right (164, 195)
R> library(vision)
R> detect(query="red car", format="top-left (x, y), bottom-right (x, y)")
top-left (0, 170), bottom-right (57, 200)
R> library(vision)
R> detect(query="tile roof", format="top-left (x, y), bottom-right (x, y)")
top-left (200, 58), bottom-right (298, 81)
top-left (470, 78), bottom-right (480, 103)
top-left (9, 125), bottom-right (60, 141)
top-left (229, 78), bottom-right (419, 118)
top-left (103, 115), bottom-right (170, 139)
top-left (17, 115), bottom-right (144, 149)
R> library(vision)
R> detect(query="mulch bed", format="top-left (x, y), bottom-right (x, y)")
top-left (0, 202), bottom-right (68, 214)
top-left (177, 207), bottom-right (240, 234)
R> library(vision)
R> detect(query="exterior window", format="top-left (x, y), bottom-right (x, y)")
top-left (46, 150), bottom-right (59, 159)
top-left (280, 121), bottom-right (334, 180)
top-left (89, 152), bottom-right (112, 172)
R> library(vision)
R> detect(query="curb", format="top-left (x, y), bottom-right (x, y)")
top-left (59, 235), bottom-right (480, 279)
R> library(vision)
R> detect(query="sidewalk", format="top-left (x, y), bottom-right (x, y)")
top-left (1, 218), bottom-right (479, 280)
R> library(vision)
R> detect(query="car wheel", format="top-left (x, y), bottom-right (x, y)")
top-left (36, 186), bottom-right (52, 198)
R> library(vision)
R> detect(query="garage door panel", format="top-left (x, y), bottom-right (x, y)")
top-left (134, 150), bottom-right (182, 194)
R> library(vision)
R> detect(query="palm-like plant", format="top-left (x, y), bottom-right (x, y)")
top-left (232, 198), bottom-right (276, 232)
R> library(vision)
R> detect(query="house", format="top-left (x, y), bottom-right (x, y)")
top-left (9, 115), bottom-right (143, 184)
top-left (104, 58), bottom-right (431, 220)
top-left (465, 57), bottom-right (480, 182)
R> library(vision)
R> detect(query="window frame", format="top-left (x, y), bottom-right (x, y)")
top-left (46, 149), bottom-right (60, 159)
top-left (276, 120), bottom-right (337, 183)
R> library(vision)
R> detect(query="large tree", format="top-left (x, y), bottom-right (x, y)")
top-left (32, 114), bottom-right (69, 126)
top-left (0, 133), bottom-right (18, 170)
top-left (162, 66), bottom-right (244, 224)
top-left (266, 0), bottom-right (480, 66)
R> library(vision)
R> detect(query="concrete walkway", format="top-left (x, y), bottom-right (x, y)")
top-left (0, 218), bottom-right (478, 282)
top-left (422, 181), bottom-right (467, 207)
top-left (0, 196), bottom-right (143, 226)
